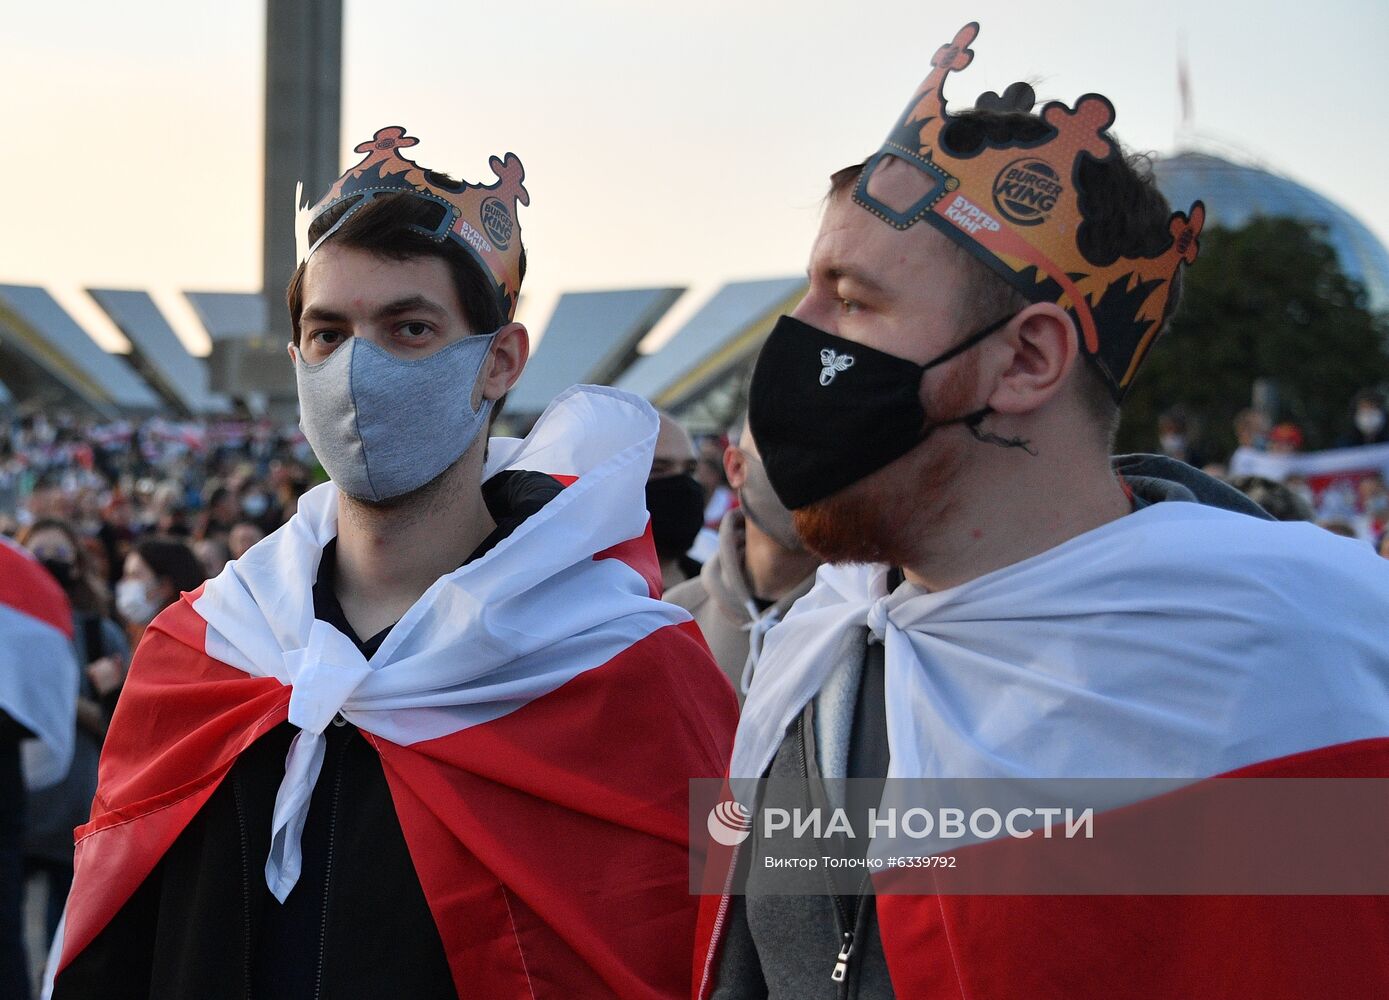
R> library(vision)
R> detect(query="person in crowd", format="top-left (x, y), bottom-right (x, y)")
top-left (0, 538), bottom-right (78, 999)
top-left (1225, 474), bottom-right (1315, 521)
top-left (16, 520), bottom-right (129, 943)
top-left (228, 520), bottom-right (266, 560)
top-left (1226, 407), bottom-right (1271, 472)
top-left (1338, 389), bottom-right (1389, 448)
top-left (193, 486), bottom-right (239, 543)
top-left (1267, 422), bottom-right (1303, 453)
top-left (647, 410), bottom-right (708, 590)
top-left (94, 492), bottom-right (135, 589)
top-left (51, 125), bottom-right (735, 999)
top-left (193, 536), bottom-right (232, 579)
top-left (237, 481), bottom-right (282, 535)
top-left (700, 23), bottom-right (1389, 998)
top-left (116, 537), bottom-right (205, 647)
top-left (696, 434), bottom-right (738, 528)
top-left (1319, 518), bottom-right (1360, 539)
top-left (1233, 407), bottom-right (1269, 449)
top-left (667, 419), bottom-right (820, 703)
top-left (1156, 406), bottom-right (1206, 467)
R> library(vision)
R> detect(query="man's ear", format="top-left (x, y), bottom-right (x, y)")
top-left (481, 322), bottom-right (529, 402)
top-left (985, 302), bottom-right (1079, 417)
top-left (724, 445), bottom-right (748, 491)
top-left (286, 342), bottom-right (298, 364)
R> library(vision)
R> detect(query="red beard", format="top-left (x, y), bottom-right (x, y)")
top-left (793, 355), bottom-right (980, 566)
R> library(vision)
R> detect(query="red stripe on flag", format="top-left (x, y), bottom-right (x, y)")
top-left (59, 596), bottom-right (288, 971)
top-left (594, 525), bottom-right (663, 599)
top-left (0, 537), bottom-right (73, 637)
top-left (872, 737), bottom-right (1389, 999)
top-left (372, 619), bottom-right (736, 999)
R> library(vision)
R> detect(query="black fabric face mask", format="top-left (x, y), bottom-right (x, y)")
top-left (645, 473), bottom-right (707, 559)
top-left (747, 313), bottom-right (1013, 510)
top-left (41, 558), bottom-right (75, 590)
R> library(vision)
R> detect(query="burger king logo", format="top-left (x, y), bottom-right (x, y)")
top-left (480, 197), bottom-right (513, 250)
top-left (991, 158), bottom-right (1063, 227)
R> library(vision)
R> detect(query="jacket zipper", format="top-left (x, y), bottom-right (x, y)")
top-left (230, 771), bottom-right (252, 1000)
top-left (794, 714), bottom-right (872, 993)
top-left (312, 734), bottom-right (348, 1000)
top-left (695, 843), bottom-right (740, 1000)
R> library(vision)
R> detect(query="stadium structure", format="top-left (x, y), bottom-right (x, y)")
top-left (3, 151), bottom-right (1387, 436)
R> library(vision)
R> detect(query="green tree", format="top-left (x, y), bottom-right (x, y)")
top-left (1116, 216), bottom-right (1389, 459)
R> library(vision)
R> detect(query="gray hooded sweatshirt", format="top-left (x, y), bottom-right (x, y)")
top-left (667, 509), bottom-right (818, 704)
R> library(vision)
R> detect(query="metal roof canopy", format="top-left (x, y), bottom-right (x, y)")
top-left (89, 288), bottom-right (229, 416)
top-left (614, 277), bottom-right (805, 409)
top-left (508, 287), bottom-right (683, 415)
top-left (0, 284), bottom-right (160, 415)
top-left (183, 291), bottom-right (268, 342)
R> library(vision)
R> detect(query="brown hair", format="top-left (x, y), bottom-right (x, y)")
top-left (133, 537), bottom-right (206, 607)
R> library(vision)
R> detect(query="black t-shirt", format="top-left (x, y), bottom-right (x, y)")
top-left (255, 470), bottom-right (563, 995)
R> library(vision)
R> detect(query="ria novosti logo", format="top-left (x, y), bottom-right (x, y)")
top-left (707, 800), bottom-right (753, 846)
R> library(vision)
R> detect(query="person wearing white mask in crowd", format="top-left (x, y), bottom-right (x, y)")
top-left (115, 537), bottom-right (204, 647)
top-left (1340, 389), bottom-right (1389, 448)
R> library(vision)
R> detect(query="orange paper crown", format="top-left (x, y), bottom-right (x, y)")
top-left (854, 23), bottom-right (1203, 399)
top-left (295, 126), bottom-right (529, 321)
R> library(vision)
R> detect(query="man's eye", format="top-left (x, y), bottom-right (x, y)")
top-left (838, 298), bottom-right (862, 315)
top-left (399, 322), bottom-right (432, 339)
top-left (311, 330), bottom-right (346, 346)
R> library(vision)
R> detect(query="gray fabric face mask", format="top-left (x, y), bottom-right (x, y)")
top-left (295, 333), bottom-right (497, 502)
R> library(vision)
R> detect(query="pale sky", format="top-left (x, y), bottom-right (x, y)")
top-left (2, 0), bottom-right (1386, 357)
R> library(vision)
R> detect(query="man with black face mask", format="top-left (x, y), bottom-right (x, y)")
top-left (52, 126), bottom-right (736, 1000)
top-left (667, 419), bottom-right (820, 703)
top-left (646, 410), bottom-right (708, 590)
top-left (697, 23), bottom-right (1389, 1000)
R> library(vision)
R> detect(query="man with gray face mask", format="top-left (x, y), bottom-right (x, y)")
top-left (666, 418), bottom-right (822, 703)
top-left (51, 127), bottom-right (736, 1000)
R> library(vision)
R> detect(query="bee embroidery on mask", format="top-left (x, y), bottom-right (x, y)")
top-left (819, 349), bottom-right (856, 386)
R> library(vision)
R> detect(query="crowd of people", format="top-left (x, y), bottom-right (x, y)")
top-left (0, 412), bottom-right (324, 987)
top-left (3, 18), bottom-right (1389, 999)
top-left (6, 378), bottom-right (1389, 986)
top-left (1152, 396), bottom-right (1389, 547)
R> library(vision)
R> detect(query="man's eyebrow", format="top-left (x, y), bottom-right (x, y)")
top-left (300, 304), bottom-right (347, 324)
top-left (299, 296), bottom-right (449, 324)
top-left (809, 262), bottom-right (891, 298)
top-left (374, 295), bottom-right (447, 319)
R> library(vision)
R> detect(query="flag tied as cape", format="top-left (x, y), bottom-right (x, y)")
top-left (60, 386), bottom-right (737, 999)
top-left (698, 501), bottom-right (1389, 998)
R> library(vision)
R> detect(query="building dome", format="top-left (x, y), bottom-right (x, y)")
top-left (1153, 151), bottom-right (1389, 311)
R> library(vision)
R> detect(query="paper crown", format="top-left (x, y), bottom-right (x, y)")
top-left (295, 126), bottom-right (529, 321)
top-left (853, 23), bottom-right (1203, 399)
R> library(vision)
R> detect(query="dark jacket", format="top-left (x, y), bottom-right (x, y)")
top-left (54, 471), bottom-right (562, 1000)
top-left (711, 456), bottom-right (1273, 999)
